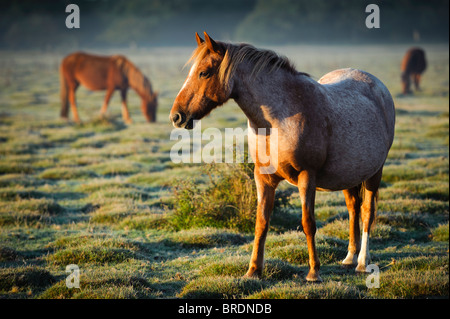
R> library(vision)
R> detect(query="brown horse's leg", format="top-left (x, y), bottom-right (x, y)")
top-left (120, 89), bottom-right (132, 124)
top-left (100, 88), bottom-right (114, 116)
top-left (68, 84), bottom-right (81, 124)
top-left (298, 169), bottom-right (321, 282)
top-left (342, 186), bottom-right (361, 266)
top-left (356, 168), bottom-right (382, 273)
top-left (413, 73), bottom-right (422, 91)
top-left (245, 171), bottom-right (279, 278)
top-left (401, 72), bottom-right (412, 94)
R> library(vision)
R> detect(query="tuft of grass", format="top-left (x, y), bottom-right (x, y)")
top-left (319, 219), bottom-right (397, 241)
top-left (18, 198), bottom-right (65, 215)
top-left (378, 198), bottom-right (449, 214)
top-left (45, 233), bottom-right (141, 266)
top-left (39, 167), bottom-right (97, 180)
top-left (168, 228), bottom-right (250, 249)
top-left (368, 268), bottom-right (449, 298)
top-left (170, 162), bottom-right (293, 232)
top-left (38, 272), bottom-right (154, 299)
top-left (0, 163), bottom-right (34, 174)
top-left (0, 266), bottom-right (56, 296)
top-left (177, 276), bottom-right (265, 299)
top-left (0, 198), bottom-right (65, 227)
top-left (247, 280), bottom-right (363, 299)
top-left (118, 214), bottom-right (169, 231)
top-left (431, 223), bottom-right (449, 242)
top-left (0, 246), bottom-right (21, 262)
top-left (46, 247), bottom-right (134, 266)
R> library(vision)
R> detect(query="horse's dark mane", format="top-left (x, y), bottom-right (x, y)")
top-left (189, 41), bottom-right (309, 89)
top-left (219, 42), bottom-right (309, 85)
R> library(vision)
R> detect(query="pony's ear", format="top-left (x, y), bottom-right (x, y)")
top-left (195, 32), bottom-right (204, 46)
top-left (204, 32), bottom-right (222, 54)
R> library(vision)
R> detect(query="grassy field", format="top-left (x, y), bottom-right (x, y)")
top-left (0, 44), bottom-right (448, 299)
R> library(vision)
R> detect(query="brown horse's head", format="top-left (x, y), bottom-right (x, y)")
top-left (142, 92), bottom-right (158, 122)
top-left (170, 32), bottom-right (231, 129)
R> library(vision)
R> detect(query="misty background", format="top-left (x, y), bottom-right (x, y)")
top-left (0, 0), bottom-right (448, 50)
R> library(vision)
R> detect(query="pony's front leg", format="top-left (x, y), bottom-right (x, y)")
top-left (298, 170), bottom-right (322, 282)
top-left (245, 171), bottom-right (279, 278)
top-left (120, 89), bottom-right (132, 124)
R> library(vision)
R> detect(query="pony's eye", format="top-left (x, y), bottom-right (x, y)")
top-left (199, 71), bottom-right (210, 79)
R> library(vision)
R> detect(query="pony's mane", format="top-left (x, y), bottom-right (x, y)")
top-left (113, 55), bottom-right (155, 100)
top-left (188, 42), bottom-right (307, 87)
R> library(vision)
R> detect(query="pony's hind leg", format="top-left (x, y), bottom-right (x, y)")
top-left (356, 169), bottom-right (382, 273)
top-left (342, 186), bottom-right (362, 266)
top-left (100, 88), bottom-right (115, 116)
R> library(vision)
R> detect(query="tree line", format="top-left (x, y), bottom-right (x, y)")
top-left (0, 0), bottom-right (448, 49)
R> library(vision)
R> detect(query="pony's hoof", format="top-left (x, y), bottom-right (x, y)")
top-left (341, 252), bottom-right (358, 267)
top-left (306, 272), bottom-right (322, 283)
top-left (243, 268), bottom-right (262, 279)
top-left (355, 264), bottom-right (369, 273)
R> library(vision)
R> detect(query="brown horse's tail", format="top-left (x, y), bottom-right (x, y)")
top-left (60, 65), bottom-right (69, 118)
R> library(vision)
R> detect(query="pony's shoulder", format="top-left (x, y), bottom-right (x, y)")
top-left (111, 55), bottom-right (130, 69)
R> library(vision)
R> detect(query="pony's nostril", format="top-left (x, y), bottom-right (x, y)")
top-left (172, 113), bottom-right (180, 123)
top-left (171, 112), bottom-right (186, 127)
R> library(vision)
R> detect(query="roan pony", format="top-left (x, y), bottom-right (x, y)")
top-left (60, 52), bottom-right (158, 124)
top-left (170, 32), bottom-right (395, 282)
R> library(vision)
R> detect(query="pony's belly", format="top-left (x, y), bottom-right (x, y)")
top-left (316, 162), bottom-right (383, 191)
top-left (282, 170), bottom-right (375, 192)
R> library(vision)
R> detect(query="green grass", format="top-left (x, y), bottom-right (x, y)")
top-left (0, 44), bottom-right (448, 299)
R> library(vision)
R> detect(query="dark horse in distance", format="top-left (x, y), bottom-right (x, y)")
top-left (401, 47), bottom-right (427, 95)
top-left (60, 52), bottom-right (158, 123)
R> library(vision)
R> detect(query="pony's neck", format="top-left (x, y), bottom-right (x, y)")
top-left (124, 63), bottom-right (154, 102)
top-left (232, 64), bottom-right (311, 129)
top-left (132, 77), bottom-right (154, 102)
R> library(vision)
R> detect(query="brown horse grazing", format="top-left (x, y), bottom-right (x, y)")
top-left (401, 47), bottom-right (427, 94)
top-left (170, 32), bottom-right (395, 282)
top-left (60, 52), bottom-right (158, 124)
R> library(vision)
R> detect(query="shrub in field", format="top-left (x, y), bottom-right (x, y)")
top-left (431, 223), bottom-right (449, 242)
top-left (170, 162), bottom-right (293, 232)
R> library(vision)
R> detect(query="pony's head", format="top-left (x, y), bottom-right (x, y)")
top-left (142, 92), bottom-right (158, 122)
top-left (170, 32), bottom-right (232, 129)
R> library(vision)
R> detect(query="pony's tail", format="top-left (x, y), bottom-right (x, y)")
top-left (60, 65), bottom-right (69, 118)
